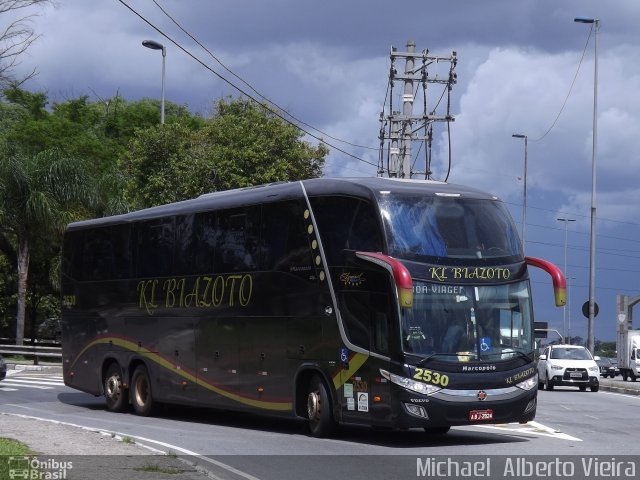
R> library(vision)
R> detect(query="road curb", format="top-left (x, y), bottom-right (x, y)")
top-left (5, 363), bottom-right (63, 373)
top-left (599, 383), bottom-right (640, 396)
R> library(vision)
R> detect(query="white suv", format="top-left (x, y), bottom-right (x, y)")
top-left (537, 345), bottom-right (600, 392)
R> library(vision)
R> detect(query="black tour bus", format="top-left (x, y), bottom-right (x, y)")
top-left (61, 177), bottom-right (565, 436)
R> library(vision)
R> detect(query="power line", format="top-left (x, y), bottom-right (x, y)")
top-left (378, 42), bottom-right (457, 179)
top-left (151, 0), bottom-right (378, 152)
top-left (117, 0), bottom-right (378, 168)
top-left (504, 199), bottom-right (640, 231)
top-left (532, 24), bottom-right (593, 142)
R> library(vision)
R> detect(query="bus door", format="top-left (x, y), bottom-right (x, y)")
top-left (334, 265), bottom-right (395, 426)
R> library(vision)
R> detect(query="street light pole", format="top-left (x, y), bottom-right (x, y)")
top-left (567, 276), bottom-right (576, 344)
top-left (142, 39), bottom-right (166, 124)
top-left (512, 133), bottom-right (528, 253)
top-left (557, 217), bottom-right (576, 340)
top-left (574, 16), bottom-right (599, 354)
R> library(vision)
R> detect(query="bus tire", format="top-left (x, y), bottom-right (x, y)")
top-left (104, 362), bottom-right (128, 412)
top-left (306, 375), bottom-right (335, 438)
top-left (131, 365), bottom-right (157, 416)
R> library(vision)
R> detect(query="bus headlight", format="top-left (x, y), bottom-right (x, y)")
top-left (380, 369), bottom-right (441, 395)
top-left (516, 374), bottom-right (538, 391)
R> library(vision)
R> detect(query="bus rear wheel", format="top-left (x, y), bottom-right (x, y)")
top-left (306, 376), bottom-right (335, 438)
top-left (104, 363), bottom-right (128, 412)
top-left (131, 365), bottom-right (157, 416)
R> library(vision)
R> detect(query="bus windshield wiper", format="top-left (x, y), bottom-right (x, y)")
top-left (416, 352), bottom-right (449, 366)
top-left (505, 350), bottom-right (533, 362)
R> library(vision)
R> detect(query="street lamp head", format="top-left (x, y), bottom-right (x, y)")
top-left (574, 17), bottom-right (598, 24)
top-left (142, 40), bottom-right (165, 52)
top-left (142, 39), bottom-right (167, 124)
top-left (512, 134), bottom-right (526, 139)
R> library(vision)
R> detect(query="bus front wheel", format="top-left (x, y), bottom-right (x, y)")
top-left (306, 376), bottom-right (335, 438)
top-left (104, 363), bottom-right (128, 412)
top-left (131, 365), bottom-right (157, 416)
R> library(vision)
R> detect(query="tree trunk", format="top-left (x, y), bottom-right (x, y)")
top-left (15, 237), bottom-right (29, 345)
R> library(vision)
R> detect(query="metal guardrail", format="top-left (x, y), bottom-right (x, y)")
top-left (0, 344), bottom-right (62, 365)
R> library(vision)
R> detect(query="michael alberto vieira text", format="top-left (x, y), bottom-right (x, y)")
top-left (416, 457), bottom-right (637, 478)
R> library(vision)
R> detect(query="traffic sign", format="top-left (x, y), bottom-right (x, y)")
top-left (582, 301), bottom-right (599, 318)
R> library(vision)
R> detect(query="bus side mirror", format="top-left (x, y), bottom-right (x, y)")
top-left (525, 257), bottom-right (566, 307)
top-left (349, 251), bottom-right (413, 308)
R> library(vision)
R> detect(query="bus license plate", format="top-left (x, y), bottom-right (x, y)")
top-left (469, 409), bottom-right (493, 421)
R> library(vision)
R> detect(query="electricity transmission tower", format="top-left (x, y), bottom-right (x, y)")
top-left (378, 40), bottom-right (457, 180)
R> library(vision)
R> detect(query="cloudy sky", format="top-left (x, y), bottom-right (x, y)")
top-left (11, 0), bottom-right (640, 343)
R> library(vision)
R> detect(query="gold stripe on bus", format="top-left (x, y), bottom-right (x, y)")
top-left (332, 352), bottom-right (369, 390)
top-left (69, 337), bottom-right (292, 412)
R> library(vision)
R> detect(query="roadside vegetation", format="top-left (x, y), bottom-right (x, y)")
top-left (0, 437), bottom-right (32, 479)
top-left (0, 0), bottom-right (327, 346)
top-left (0, 87), bottom-right (328, 345)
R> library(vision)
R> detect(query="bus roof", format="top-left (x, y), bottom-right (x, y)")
top-left (66, 177), bottom-right (500, 231)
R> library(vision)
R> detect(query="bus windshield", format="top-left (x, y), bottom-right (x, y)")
top-left (379, 194), bottom-right (522, 264)
top-left (402, 280), bottom-right (534, 362)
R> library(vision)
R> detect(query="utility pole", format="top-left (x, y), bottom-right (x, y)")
top-left (379, 40), bottom-right (457, 179)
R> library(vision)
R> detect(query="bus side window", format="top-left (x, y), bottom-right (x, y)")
top-left (111, 224), bottom-right (133, 279)
top-left (194, 211), bottom-right (220, 275)
top-left (348, 201), bottom-right (383, 253)
top-left (261, 201), bottom-right (315, 279)
top-left (339, 290), bottom-right (391, 354)
top-left (83, 228), bottom-right (113, 280)
top-left (339, 292), bottom-right (371, 350)
top-left (173, 214), bottom-right (195, 275)
top-left (373, 312), bottom-right (389, 354)
top-left (310, 196), bottom-right (382, 266)
top-left (217, 207), bottom-right (261, 273)
top-left (136, 217), bottom-right (175, 277)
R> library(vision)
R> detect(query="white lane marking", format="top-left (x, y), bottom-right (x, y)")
top-left (0, 382), bottom-right (53, 389)
top-left (3, 378), bottom-right (64, 386)
top-left (0, 387), bottom-right (18, 391)
top-left (0, 412), bottom-right (262, 480)
top-left (600, 390), bottom-right (640, 400)
top-left (471, 421), bottom-right (582, 441)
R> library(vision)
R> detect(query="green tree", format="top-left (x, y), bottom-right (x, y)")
top-left (206, 98), bottom-right (326, 191)
top-left (122, 97), bottom-right (328, 209)
top-left (0, 87), bottom-right (205, 342)
top-left (0, 148), bottom-right (95, 344)
top-left (122, 121), bottom-right (211, 207)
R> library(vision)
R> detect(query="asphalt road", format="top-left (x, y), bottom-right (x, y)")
top-left (2, 366), bottom-right (640, 480)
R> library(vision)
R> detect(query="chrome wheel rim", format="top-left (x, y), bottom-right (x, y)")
top-left (134, 376), bottom-right (149, 407)
top-left (106, 375), bottom-right (121, 399)
top-left (307, 391), bottom-right (320, 420)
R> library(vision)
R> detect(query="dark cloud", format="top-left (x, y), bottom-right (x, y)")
top-left (11, 0), bottom-right (640, 341)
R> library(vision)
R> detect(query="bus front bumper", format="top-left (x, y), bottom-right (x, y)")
top-left (392, 385), bottom-right (537, 429)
